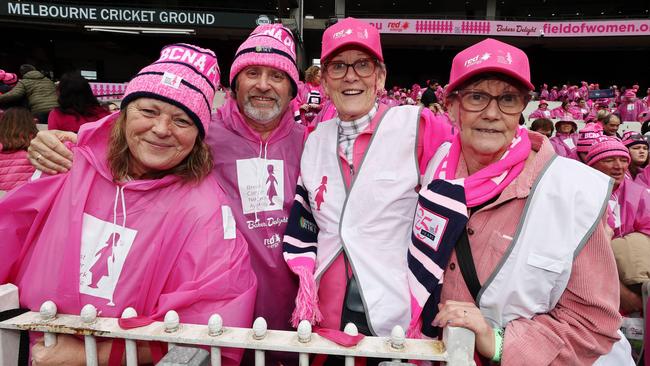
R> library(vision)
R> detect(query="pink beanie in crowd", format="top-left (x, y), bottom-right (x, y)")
top-left (576, 122), bottom-right (604, 153)
top-left (321, 17), bottom-right (384, 63)
top-left (229, 24), bottom-right (298, 97)
top-left (446, 38), bottom-right (534, 95)
top-left (621, 130), bottom-right (649, 148)
top-left (586, 136), bottom-right (630, 166)
top-left (121, 43), bottom-right (219, 139)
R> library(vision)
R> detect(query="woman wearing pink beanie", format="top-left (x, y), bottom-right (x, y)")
top-left (0, 43), bottom-right (257, 365)
top-left (575, 122), bottom-right (604, 162)
top-left (621, 131), bottom-right (649, 181)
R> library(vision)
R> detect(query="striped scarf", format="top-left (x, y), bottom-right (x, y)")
top-left (407, 126), bottom-right (530, 338)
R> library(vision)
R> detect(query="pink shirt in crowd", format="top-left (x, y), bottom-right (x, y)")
top-left (0, 149), bottom-right (34, 191)
top-left (47, 106), bottom-right (111, 132)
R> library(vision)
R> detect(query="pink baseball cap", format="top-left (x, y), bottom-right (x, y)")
top-left (230, 24), bottom-right (298, 97)
top-left (0, 70), bottom-right (5, 80)
top-left (121, 43), bottom-right (219, 139)
top-left (586, 136), bottom-right (631, 166)
top-left (539, 99), bottom-right (548, 107)
top-left (321, 17), bottom-right (383, 62)
top-left (446, 38), bottom-right (534, 95)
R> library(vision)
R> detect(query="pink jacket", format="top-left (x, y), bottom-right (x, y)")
top-left (528, 108), bottom-right (551, 120)
top-left (440, 132), bottom-right (621, 365)
top-left (0, 149), bottom-right (34, 191)
top-left (0, 114), bottom-right (257, 365)
top-left (549, 133), bottom-right (578, 159)
top-left (635, 167), bottom-right (650, 188)
top-left (208, 99), bottom-right (304, 333)
top-left (609, 178), bottom-right (650, 238)
top-left (617, 100), bottom-right (647, 122)
top-left (550, 106), bottom-right (574, 120)
top-left (316, 106), bottom-right (455, 332)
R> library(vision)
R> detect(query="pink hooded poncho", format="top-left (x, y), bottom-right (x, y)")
top-left (0, 113), bottom-right (257, 365)
top-left (609, 178), bottom-right (650, 239)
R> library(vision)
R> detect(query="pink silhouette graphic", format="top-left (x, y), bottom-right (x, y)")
top-left (266, 164), bottom-right (278, 205)
top-left (314, 176), bottom-right (328, 210)
top-left (88, 233), bottom-right (120, 289)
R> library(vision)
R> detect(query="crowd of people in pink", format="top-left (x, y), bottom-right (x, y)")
top-left (1, 16), bottom-right (650, 366)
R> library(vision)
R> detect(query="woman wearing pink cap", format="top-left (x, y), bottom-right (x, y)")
top-left (420, 38), bottom-right (627, 365)
top-left (0, 44), bottom-right (256, 365)
top-left (586, 136), bottom-right (650, 316)
top-left (549, 116), bottom-right (579, 159)
top-left (575, 122), bottom-right (605, 163)
top-left (282, 17), bottom-right (454, 355)
top-left (527, 99), bottom-right (551, 120)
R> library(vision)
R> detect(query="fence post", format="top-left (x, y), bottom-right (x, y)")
top-left (297, 320), bottom-right (312, 366)
top-left (442, 326), bottom-right (475, 366)
top-left (389, 325), bottom-right (405, 362)
top-left (164, 310), bottom-right (180, 350)
top-left (343, 323), bottom-right (358, 366)
top-left (121, 307), bottom-right (138, 366)
top-left (81, 304), bottom-right (98, 366)
top-left (40, 301), bottom-right (58, 347)
top-left (252, 317), bottom-right (267, 366)
top-left (0, 284), bottom-right (20, 366)
top-left (208, 314), bottom-right (223, 366)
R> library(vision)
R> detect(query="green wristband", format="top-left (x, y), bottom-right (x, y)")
top-left (492, 327), bottom-right (504, 363)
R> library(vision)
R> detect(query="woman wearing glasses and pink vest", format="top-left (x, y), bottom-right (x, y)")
top-left (282, 17), bottom-right (454, 353)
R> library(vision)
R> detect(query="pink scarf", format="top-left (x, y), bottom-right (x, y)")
top-left (434, 126), bottom-right (531, 207)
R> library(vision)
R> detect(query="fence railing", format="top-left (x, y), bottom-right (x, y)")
top-left (0, 286), bottom-right (475, 365)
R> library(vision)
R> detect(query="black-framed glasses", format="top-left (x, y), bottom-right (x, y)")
top-left (324, 58), bottom-right (378, 79)
top-left (452, 90), bottom-right (530, 115)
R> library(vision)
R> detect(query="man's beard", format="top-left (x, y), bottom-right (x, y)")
top-left (243, 95), bottom-right (282, 124)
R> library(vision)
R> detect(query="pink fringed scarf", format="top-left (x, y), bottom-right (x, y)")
top-left (434, 126), bottom-right (531, 207)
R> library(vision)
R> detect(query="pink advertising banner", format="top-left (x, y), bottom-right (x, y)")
top-left (363, 18), bottom-right (650, 37)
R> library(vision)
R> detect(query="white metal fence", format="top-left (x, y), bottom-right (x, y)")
top-left (0, 285), bottom-right (476, 366)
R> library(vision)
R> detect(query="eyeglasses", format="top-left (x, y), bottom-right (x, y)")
top-left (452, 90), bottom-right (530, 115)
top-left (324, 58), bottom-right (377, 79)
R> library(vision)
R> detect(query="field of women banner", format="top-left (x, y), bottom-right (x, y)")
top-left (364, 18), bottom-right (650, 37)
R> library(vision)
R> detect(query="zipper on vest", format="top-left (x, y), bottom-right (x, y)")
top-left (349, 164), bottom-right (355, 177)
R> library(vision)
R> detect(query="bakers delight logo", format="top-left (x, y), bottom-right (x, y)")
top-left (387, 21), bottom-right (409, 32)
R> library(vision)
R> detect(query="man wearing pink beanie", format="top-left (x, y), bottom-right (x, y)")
top-left (587, 136), bottom-right (650, 315)
top-left (575, 122), bottom-right (604, 162)
top-left (28, 24), bottom-right (305, 364)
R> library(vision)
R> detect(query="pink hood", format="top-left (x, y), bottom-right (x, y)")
top-left (0, 113), bottom-right (257, 365)
top-left (609, 178), bottom-right (650, 238)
